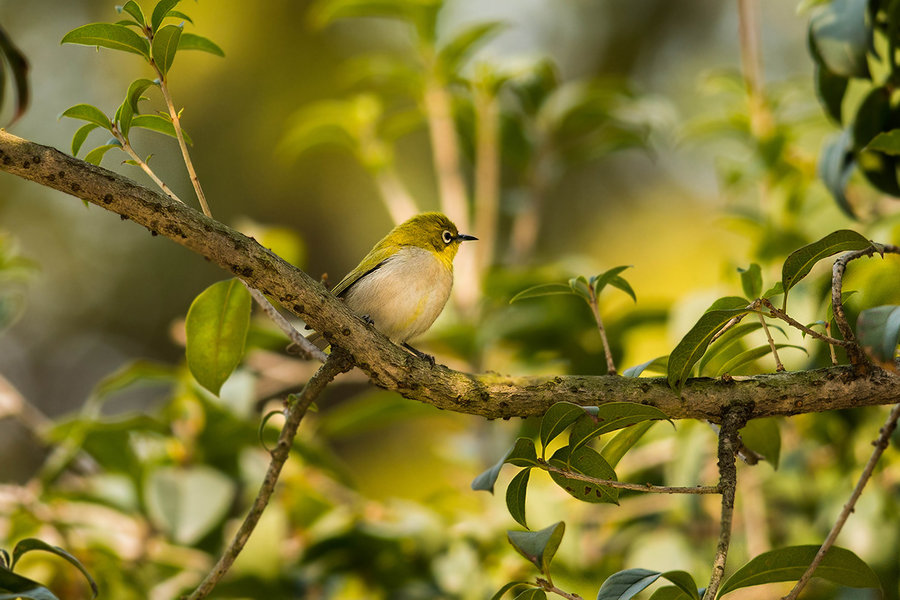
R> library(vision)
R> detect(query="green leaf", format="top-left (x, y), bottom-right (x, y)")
top-left (126, 78), bottom-right (156, 110)
top-left (506, 468), bottom-right (531, 528)
top-left (597, 568), bottom-right (664, 600)
top-left (667, 297), bottom-right (753, 393)
top-left (509, 282), bottom-right (573, 303)
top-left (852, 87), bottom-right (890, 150)
top-left (716, 545), bottom-right (881, 598)
top-left (60, 104), bottom-right (112, 131)
top-left (130, 114), bottom-right (192, 144)
top-left (185, 278), bottom-right (252, 395)
top-left (70, 123), bottom-right (99, 156)
top-left (548, 445), bottom-right (618, 504)
top-left (490, 582), bottom-right (533, 600)
top-left (715, 344), bottom-right (807, 376)
top-left (648, 587), bottom-right (694, 600)
top-left (506, 521), bottom-right (565, 576)
top-left (601, 421), bottom-right (655, 468)
top-left (116, 1), bottom-right (146, 26)
top-left (814, 62), bottom-right (848, 124)
top-left (658, 571), bottom-right (701, 600)
top-left (471, 437), bottom-right (538, 493)
top-left (866, 129), bottom-right (900, 155)
top-left (0, 568), bottom-right (59, 600)
top-left (540, 402), bottom-right (588, 454)
top-left (608, 275), bottom-right (637, 303)
top-left (739, 418), bottom-right (781, 468)
top-left (167, 10), bottom-right (194, 24)
top-left (151, 0), bottom-right (182, 33)
top-left (437, 21), bottom-right (505, 75)
top-left (178, 33), bottom-right (225, 57)
top-left (591, 265), bottom-right (634, 300)
top-left (513, 589), bottom-right (547, 600)
top-left (856, 305), bottom-right (900, 366)
top-left (568, 276), bottom-right (592, 302)
top-left (0, 25), bottom-right (30, 126)
top-left (569, 402), bottom-right (670, 451)
top-left (808, 0), bottom-right (869, 78)
top-left (151, 23), bottom-right (182, 78)
top-left (84, 143), bottom-right (119, 166)
top-left (11, 539), bottom-right (98, 599)
top-left (738, 263), bottom-right (762, 299)
top-left (697, 322), bottom-right (763, 376)
top-left (781, 230), bottom-right (872, 309)
top-left (144, 465), bottom-right (236, 545)
top-left (818, 129), bottom-right (857, 218)
top-left (61, 23), bottom-right (150, 58)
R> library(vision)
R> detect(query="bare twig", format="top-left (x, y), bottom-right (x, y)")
top-left (782, 401), bottom-right (900, 600)
top-left (539, 460), bottom-right (720, 495)
top-left (710, 311), bottom-right (752, 344)
top-left (112, 127), bottom-right (184, 204)
top-left (761, 299), bottom-right (850, 348)
top-left (243, 284), bottom-right (327, 362)
top-left (757, 311), bottom-right (784, 371)
top-left (536, 578), bottom-right (584, 600)
top-left (588, 288), bottom-right (618, 375)
top-left (186, 349), bottom-right (354, 599)
top-left (703, 405), bottom-right (748, 600)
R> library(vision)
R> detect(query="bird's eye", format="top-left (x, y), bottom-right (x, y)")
top-left (441, 230), bottom-right (453, 244)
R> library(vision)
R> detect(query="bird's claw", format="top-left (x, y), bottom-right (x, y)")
top-left (403, 342), bottom-right (435, 366)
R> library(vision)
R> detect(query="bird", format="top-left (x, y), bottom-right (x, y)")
top-left (309, 212), bottom-right (476, 360)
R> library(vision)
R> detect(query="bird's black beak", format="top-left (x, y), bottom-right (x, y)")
top-left (456, 233), bottom-right (478, 241)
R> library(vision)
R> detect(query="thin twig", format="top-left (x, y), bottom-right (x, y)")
top-left (826, 322), bottom-right (838, 366)
top-left (710, 311), bottom-right (752, 344)
top-left (112, 127), bottom-right (184, 204)
top-left (243, 284), bottom-right (327, 362)
top-left (539, 460), bottom-right (720, 495)
top-left (703, 406), bottom-right (748, 600)
top-left (536, 578), bottom-right (584, 600)
top-left (782, 401), bottom-right (900, 600)
top-left (757, 311), bottom-right (784, 371)
top-left (185, 349), bottom-right (354, 599)
top-left (761, 299), bottom-right (850, 347)
top-left (588, 289), bottom-right (617, 375)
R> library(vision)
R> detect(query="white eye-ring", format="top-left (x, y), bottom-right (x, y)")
top-left (441, 230), bottom-right (453, 244)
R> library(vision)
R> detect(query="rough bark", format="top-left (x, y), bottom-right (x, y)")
top-left (1, 130), bottom-right (898, 423)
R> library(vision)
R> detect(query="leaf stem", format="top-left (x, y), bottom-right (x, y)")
top-left (756, 312), bottom-right (784, 371)
top-left (536, 578), bottom-right (584, 600)
top-left (761, 299), bottom-right (850, 348)
top-left (588, 288), bottom-right (617, 375)
top-left (538, 460), bottom-right (719, 495)
top-left (782, 401), bottom-right (900, 600)
top-left (243, 284), bottom-right (327, 362)
top-left (112, 127), bottom-right (184, 204)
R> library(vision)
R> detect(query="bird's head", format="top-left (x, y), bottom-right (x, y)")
top-left (387, 212), bottom-right (477, 268)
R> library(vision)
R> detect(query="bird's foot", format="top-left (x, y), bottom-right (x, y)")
top-left (361, 314), bottom-right (375, 327)
top-left (403, 342), bottom-right (435, 366)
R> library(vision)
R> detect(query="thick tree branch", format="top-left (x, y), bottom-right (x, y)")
top-left (2, 130), bottom-right (900, 422)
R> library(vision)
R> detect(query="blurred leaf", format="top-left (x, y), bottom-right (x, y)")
top-left (568, 276), bottom-right (592, 302)
top-left (762, 281), bottom-right (785, 300)
top-left (866, 129), bottom-right (900, 155)
top-left (84, 143), bottom-right (119, 165)
top-left (144, 465), bottom-right (236, 545)
top-left (506, 521), bottom-right (564, 575)
top-left (513, 589), bottom-right (547, 600)
top-left (178, 33), bottom-right (224, 56)
top-left (622, 355), bottom-right (668, 377)
top-left (716, 545), bottom-right (881, 597)
top-left (715, 344), bottom-right (807, 376)
top-left (490, 582), bottom-right (534, 600)
top-left (151, 24), bottom-right (182, 78)
top-left (781, 230), bottom-right (872, 308)
top-left (808, 0), bottom-right (869, 78)
top-left (814, 62), bottom-right (848, 124)
top-left (167, 10), bottom-right (194, 24)
top-left (510, 282), bottom-right (573, 303)
top-left (71, 123), bottom-right (99, 156)
top-left (437, 21), bottom-right (505, 76)
top-left (61, 23), bottom-right (150, 58)
top-left (0, 26), bottom-right (30, 126)
top-left (601, 421), bottom-right (655, 468)
top-left (505, 468), bottom-right (531, 528)
top-left (151, 0), bottom-right (182, 33)
top-left (824, 290), bottom-right (858, 324)
top-left (93, 359), bottom-right (175, 400)
top-left (667, 297), bottom-right (753, 392)
top-left (738, 263), bottom-right (762, 299)
top-left (856, 305), bottom-right (900, 367)
top-left (61, 103), bottom-right (112, 131)
top-left (548, 445), bottom-right (618, 504)
top-left (0, 568), bottom-right (59, 600)
top-left (116, 1), bottom-right (146, 26)
top-left (597, 569), bottom-right (700, 600)
top-left (131, 114), bottom-right (193, 144)
top-left (851, 86), bottom-right (890, 150)
top-left (739, 418), bottom-right (781, 468)
top-left (472, 437), bottom-right (538, 494)
top-left (818, 129), bottom-right (857, 218)
top-left (569, 402), bottom-right (670, 451)
top-left (11, 539), bottom-right (97, 599)
top-left (591, 265), bottom-right (634, 299)
top-left (185, 278), bottom-right (252, 395)
top-left (540, 401), bottom-right (587, 453)
top-left (857, 149), bottom-right (900, 197)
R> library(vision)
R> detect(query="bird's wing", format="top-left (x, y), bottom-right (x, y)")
top-left (330, 244), bottom-right (398, 297)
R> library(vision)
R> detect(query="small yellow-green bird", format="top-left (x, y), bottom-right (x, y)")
top-left (312, 212), bottom-right (476, 358)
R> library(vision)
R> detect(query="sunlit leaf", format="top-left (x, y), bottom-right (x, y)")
top-left (697, 323), bottom-right (763, 376)
top-left (568, 402), bottom-right (670, 451)
top-left (866, 129), bottom-right (900, 155)
top-left (716, 545), bottom-right (881, 598)
top-left (84, 143), bottom-right (119, 166)
top-left (596, 569), bottom-right (662, 600)
top-left (506, 521), bottom-right (565, 575)
top-left (185, 278), bottom-right (252, 395)
top-left (540, 401), bottom-right (588, 453)
top-left (167, 10), bottom-right (194, 24)
top-left (70, 123), bottom-right (99, 156)
top-left (490, 581), bottom-right (533, 600)
top-left (548, 445), bottom-right (618, 504)
top-left (151, 23), bottom-right (182, 78)
top-left (568, 276), bottom-right (591, 302)
top-left (509, 282), bottom-right (573, 303)
top-left (715, 344), bottom-right (807, 376)
top-left (11, 539), bottom-right (98, 599)
top-left (591, 265), bottom-right (634, 299)
top-left (178, 33), bottom-right (224, 56)
top-left (144, 465), bottom-right (236, 545)
top-left (437, 21), bottom-right (505, 75)
top-left (60, 103), bottom-right (112, 130)
top-left (781, 230), bottom-right (872, 309)
top-left (513, 589), bottom-right (546, 600)
top-left (856, 305), bottom-right (900, 368)
top-left (739, 418), bottom-right (781, 468)
top-left (738, 263), bottom-right (762, 299)
top-left (506, 468), bottom-right (531, 528)
top-left (648, 586), bottom-right (694, 600)
top-left (61, 23), bottom-right (150, 58)
top-left (130, 114), bottom-right (193, 144)
top-left (622, 355), bottom-right (668, 377)
top-left (601, 421), bottom-right (655, 468)
top-left (151, 0), bottom-right (182, 33)
top-left (116, 1), bottom-right (146, 26)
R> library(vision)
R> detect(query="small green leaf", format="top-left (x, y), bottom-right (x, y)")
top-left (591, 265), bottom-right (634, 300)
top-left (506, 468), bottom-right (531, 528)
top-left (84, 143), bottom-right (119, 166)
top-left (151, 23), bottom-right (182, 78)
top-left (60, 104), bottom-right (112, 130)
top-left (569, 402), bottom-right (670, 451)
top-left (715, 344), bottom-right (807, 376)
top-left (648, 586), bottom-right (694, 600)
top-left (738, 263), bottom-right (762, 299)
top-left (178, 32), bottom-right (225, 56)
top-left (126, 78), bottom-right (156, 110)
top-left (597, 568), bottom-right (663, 600)
top-left (0, 568), bottom-right (60, 600)
top-left (513, 589), bottom-right (547, 600)
top-left (739, 418), bottom-right (781, 468)
top-left (437, 21), bottom-right (505, 75)
top-left (548, 445), bottom-right (618, 504)
top-left (130, 114), bottom-right (193, 144)
top-left (659, 571), bottom-right (701, 600)
top-left (540, 402), bottom-right (588, 454)
top-left (71, 123), bottom-right (99, 156)
top-left (608, 275), bottom-right (637, 303)
top-left (818, 129), bottom-right (856, 218)
top-left (11, 539), bottom-right (98, 599)
top-left (151, 0), bottom-right (182, 33)
top-left (471, 437), bottom-right (538, 494)
top-left (856, 305), bottom-right (900, 366)
top-left (144, 464), bottom-right (236, 545)
top-left (185, 278), bottom-right (252, 395)
top-left (601, 421), bottom-right (655, 468)
top-left (167, 10), bottom-right (194, 24)
top-left (866, 129), bottom-right (900, 155)
top-left (622, 355), bottom-right (668, 377)
top-left (61, 23), bottom-right (150, 58)
top-left (781, 230), bottom-right (872, 309)
top-left (506, 521), bottom-right (565, 576)
top-left (509, 282), bottom-right (573, 303)
top-left (490, 582), bottom-right (533, 600)
top-left (667, 297), bottom-right (753, 393)
top-left (716, 545), bottom-right (881, 598)
top-left (117, 1), bottom-right (146, 26)
top-left (568, 276), bottom-right (592, 302)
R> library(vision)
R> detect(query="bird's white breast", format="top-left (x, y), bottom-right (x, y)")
top-left (342, 246), bottom-right (453, 343)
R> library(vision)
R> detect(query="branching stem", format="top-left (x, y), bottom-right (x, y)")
top-left (536, 578), bottom-right (584, 600)
top-left (112, 127), bottom-right (183, 204)
top-left (538, 460), bottom-right (719, 495)
top-left (588, 289), bottom-right (617, 375)
top-left (757, 311), bottom-right (784, 371)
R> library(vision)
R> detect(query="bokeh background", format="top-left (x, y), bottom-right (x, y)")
top-left (1, 0), bottom-right (899, 598)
